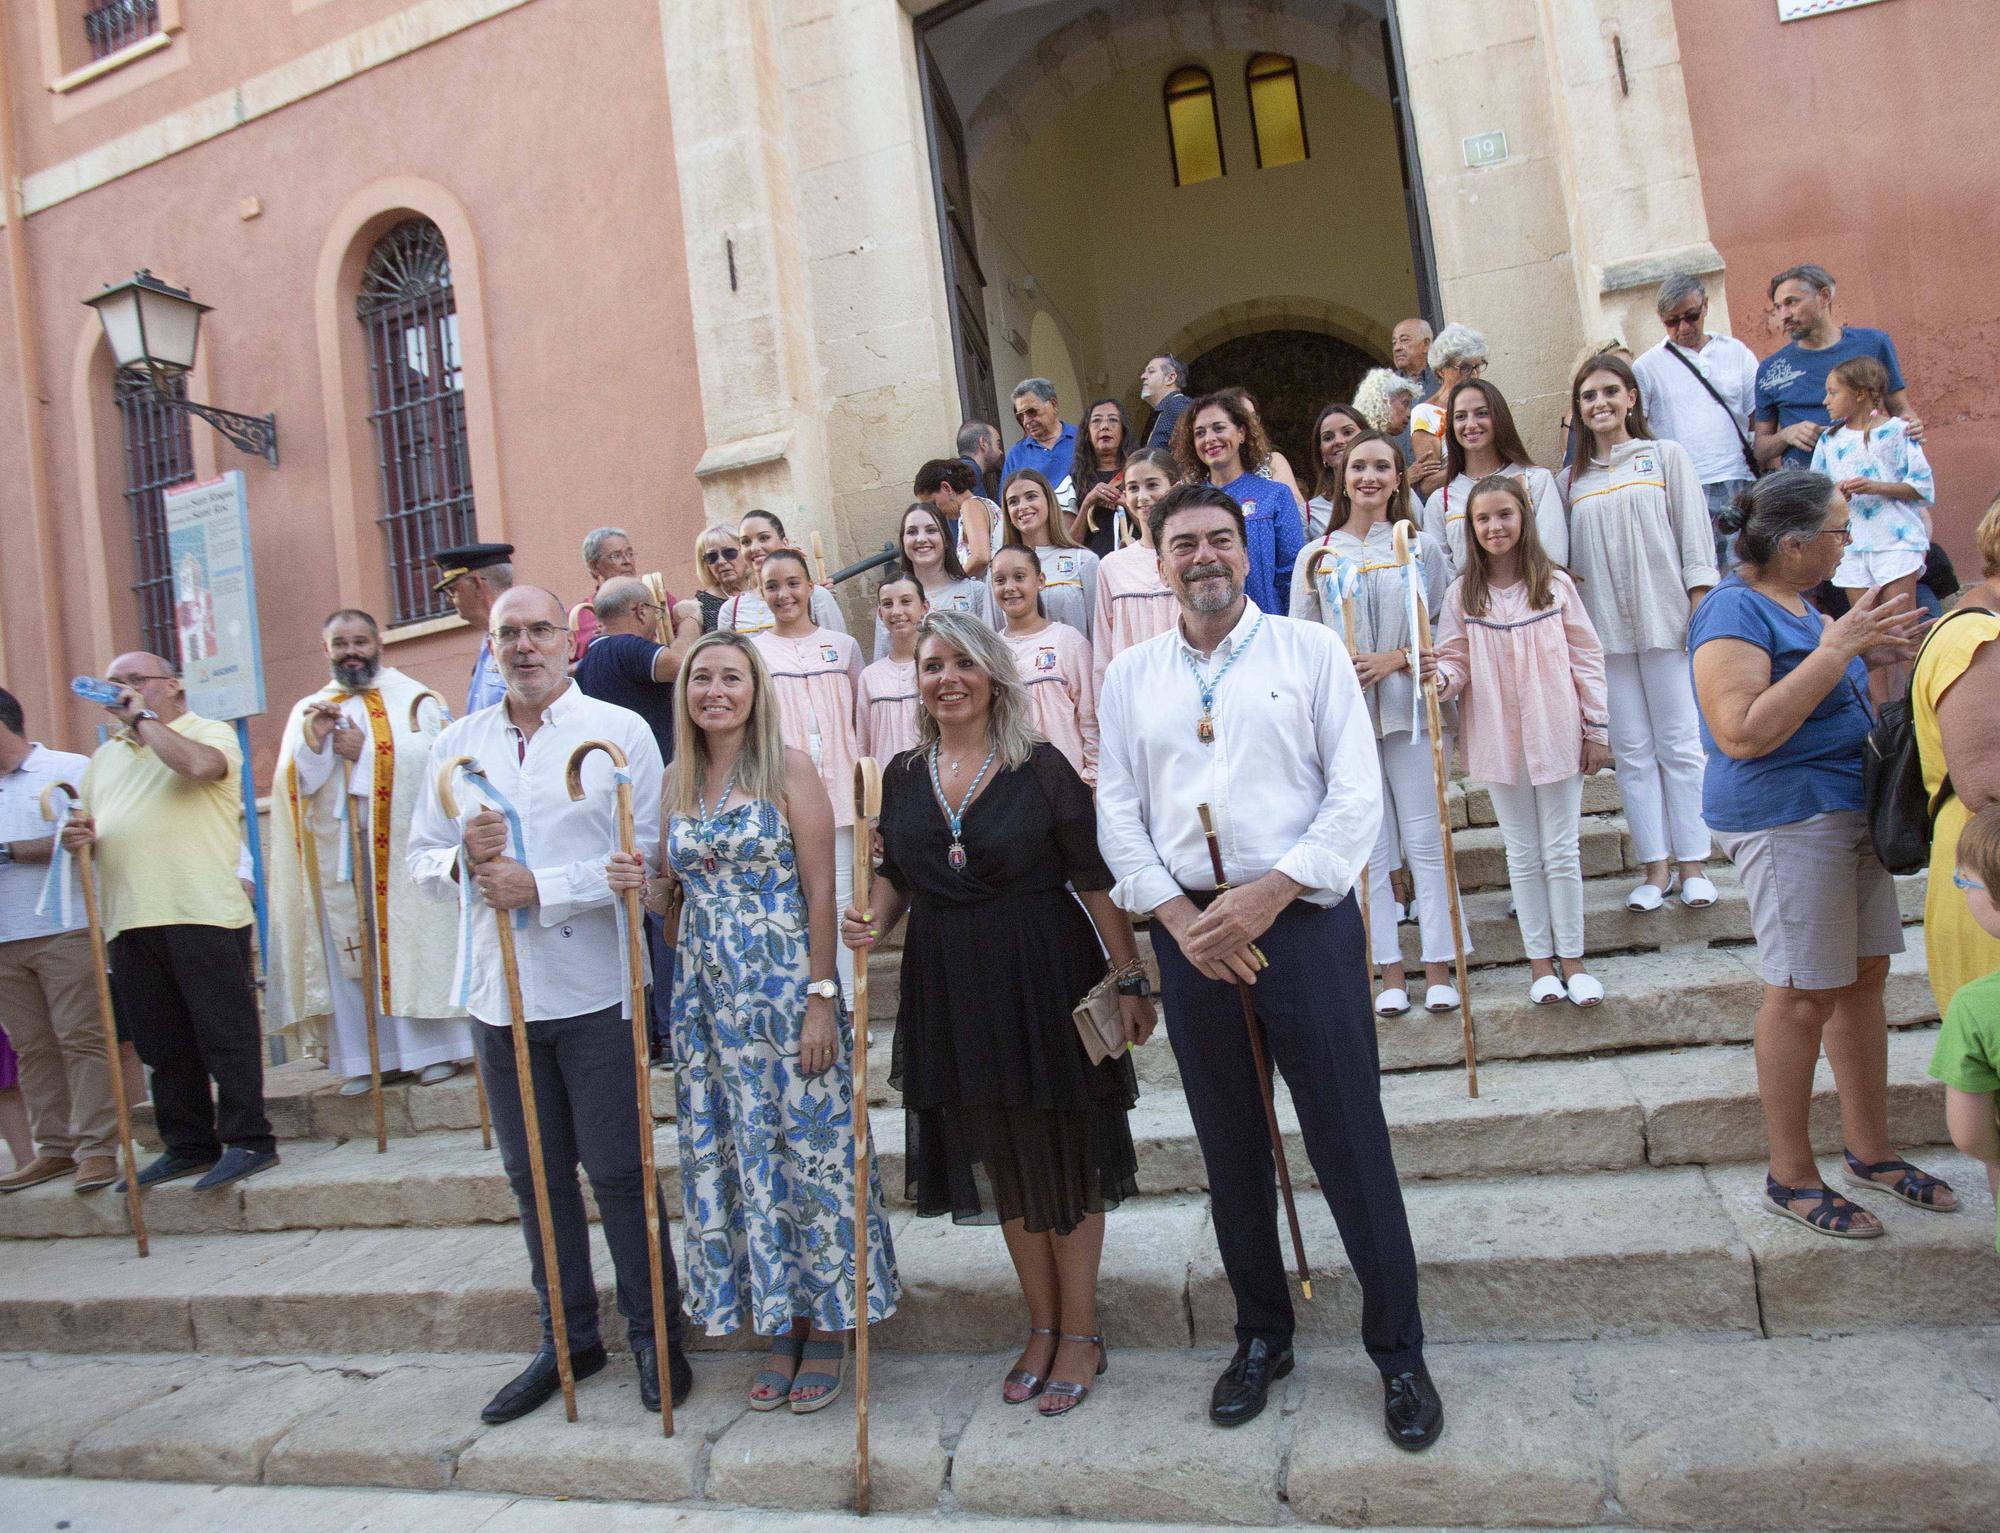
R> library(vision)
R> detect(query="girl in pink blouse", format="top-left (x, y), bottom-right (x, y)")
top-left (990, 544), bottom-right (1098, 784)
top-left (1436, 477), bottom-right (1612, 1007)
top-left (752, 549), bottom-right (866, 1006)
top-left (857, 571), bottom-right (926, 763)
top-left (1090, 448), bottom-right (1180, 698)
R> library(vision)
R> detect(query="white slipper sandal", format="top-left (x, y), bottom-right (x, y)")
top-left (417, 1062), bottom-right (458, 1086)
top-left (338, 1076), bottom-right (375, 1097)
top-left (1529, 975), bottom-right (1566, 1006)
top-left (1679, 874), bottom-right (1718, 909)
top-left (1625, 880), bottom-right (1667, 912)
top-left (1374, 988), bottom-right (1411, 1017)
top-left (1564, 972), bottom-right (1605, 1007)
top-left (1425, 984), bottom-right (1460, 1013)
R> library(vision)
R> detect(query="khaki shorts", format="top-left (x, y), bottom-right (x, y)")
top-left (1713, 809), bottom-right (1903, 990)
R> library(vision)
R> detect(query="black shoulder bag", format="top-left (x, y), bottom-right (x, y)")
top-left (1863, 607), bottom-right (1991, 874)
top-left (1663, 342), bottom-right (1760, 479)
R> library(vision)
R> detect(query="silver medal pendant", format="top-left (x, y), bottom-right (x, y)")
top-left (948, 841), bottom-right (967, 871)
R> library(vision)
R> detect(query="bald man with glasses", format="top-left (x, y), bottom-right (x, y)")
top-left (61, 653), bottom-right (275, 1192)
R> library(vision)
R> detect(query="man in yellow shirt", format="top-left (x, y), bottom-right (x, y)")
top-left (61, 652), bottom-right (275, 1191)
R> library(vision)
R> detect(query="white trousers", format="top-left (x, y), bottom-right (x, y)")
top-left (834, 824), bottom-right (856, 1009)
top-left (1486, 770), bottom-right (1585, 960)
top-left (316, 904), bottom-right (473, 1079)
top-left (1603, 649), bottom-right (1711, 864)
top-left (1367, 730), bottom-right (1470, 967)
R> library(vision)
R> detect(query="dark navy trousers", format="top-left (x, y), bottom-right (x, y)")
top-left (1153, 893), bottom-right (1425, 1375)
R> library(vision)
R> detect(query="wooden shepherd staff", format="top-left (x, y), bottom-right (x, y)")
top-left (409, 690), bottom-right (493, 1150)
top-left (1195, 802), bottom-right (1311, 1300)
top-left (851, 757), bottom-right (883, 1514)
top-left (1390, 523), bottom-right (1480, 1098)
top-left (41, 783), bottom-right (148, 1257)
top-left (564, 739), bottom-right (674, 1439)
top-left (438, 754), bottom-right (577, 1421)
top-left (345, 806), bottom-right (388, 1154)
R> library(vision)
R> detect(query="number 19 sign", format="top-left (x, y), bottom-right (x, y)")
top-left (162, 470), bottom-right (266, 722)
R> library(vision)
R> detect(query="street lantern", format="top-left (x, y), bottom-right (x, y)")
top-left (83, 270), bottom-right (278, 466)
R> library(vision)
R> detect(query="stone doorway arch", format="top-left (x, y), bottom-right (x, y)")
top-left (1184, 328), bottom-right (1381, 493)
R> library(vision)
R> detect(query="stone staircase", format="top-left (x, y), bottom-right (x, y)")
top-left (4, 781), bottom-right (1998, 1529)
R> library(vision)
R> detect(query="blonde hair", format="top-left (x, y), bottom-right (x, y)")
top-left (1351, 368), bottom-right (1421, 432)
top-left (911, 610), bottom-right (1040, 771)
top-left (665, 632), bottom-right (790, 818)
top-left (1977, 490), bottom-right (2000, 579)
top-left (1958, 803), bottom-right (2000, 894)
top-left (693, 524), bottom-right (743, 597)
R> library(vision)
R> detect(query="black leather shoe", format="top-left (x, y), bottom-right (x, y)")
top-left (1209, 1338), bottom-right (1294, 1427)
top-left (191, 1147), bottom-right (280, 1191)
top-left (480, 1341), bottom-right (608, 1424)
top-left (634, 1338), bottom-right (693, 1412)
top-left (1383, 1362), bottom-right (1443, 1450)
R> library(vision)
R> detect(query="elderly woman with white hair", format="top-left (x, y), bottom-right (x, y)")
top-left (842, 610), bottom-right (1152, 1417)
top-left (1409, 324), bottom-right (1491, 498)
top-left (1353, 367), bottom-right (1423, 463)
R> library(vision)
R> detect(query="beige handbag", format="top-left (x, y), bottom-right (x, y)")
top-left (1071, 973), bottom-right (1127, 1067)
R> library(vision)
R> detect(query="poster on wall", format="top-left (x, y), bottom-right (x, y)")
top-left (163, 470), bottom-right (266, 722)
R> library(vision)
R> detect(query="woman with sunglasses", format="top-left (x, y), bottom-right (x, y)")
top-left (692, 525), bottom-right (747, 634)
top-left (1689, 469), bottom-right (1950, 1240)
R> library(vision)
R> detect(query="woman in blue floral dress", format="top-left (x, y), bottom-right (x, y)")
top-left (611, 630), bottom-right (896, 1415)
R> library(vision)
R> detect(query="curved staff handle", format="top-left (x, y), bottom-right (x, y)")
top-left (407, 691), bottom-right (450, 734)
top-left (438, 754), bottom-right (579, 1422)
top-left (642, 573), bottom-right (674, 648)
top-left (810, 530), bottom-right (830, 586)
top-left (1196, 802), bottom-right (1311, 1301)
top-left (42, 782), bottom-right (148, 1258)
top-left (565, 738), bottom-right (674, 1440)
top-left (1390, 526), bottom-right (1480, 1098)
top-left (851, 756), bottom-right (883, 1514)
top-left (427, 742), bottom-right (491, 1147)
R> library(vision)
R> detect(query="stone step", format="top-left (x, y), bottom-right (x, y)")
top-left (4, 1151), bottom-right (1993, 1358)
top-left (25, 1029), bottom-right (1950, 1243)
top-left (5, 1325), bottom-right (1998, 1528)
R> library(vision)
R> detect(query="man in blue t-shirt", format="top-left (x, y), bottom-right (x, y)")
top-left (573, 577), bottom-right (695, 764)
top-left (1753, 264), bottom-right (1921, 470)
top-left (1000, 378), bottom-right (1078, 514)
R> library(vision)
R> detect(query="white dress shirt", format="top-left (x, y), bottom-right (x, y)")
top-left (407, 683), bottom-right (663, 1026)
top-left (0, 744), bottom-right (88, 943)
top-left (1095, 600), bottom-right (1382, 915)
top-left (1631, 333), bottom-right (1759, 486)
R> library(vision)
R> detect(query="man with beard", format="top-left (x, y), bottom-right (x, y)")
top-left (268, 610), bottom-right (472, 1094)
top-left (1753, 263), bottom-right (1921, 470)
top-left (1093, 482), bottom-right (1442, 1450)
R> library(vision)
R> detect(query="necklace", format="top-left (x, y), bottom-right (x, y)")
top-left (694, 769), bottom-right (739, 874)
top-left (1181, 613), bottom-right (1264, 744)
top-left (926, 739), bottom-right (998, 871)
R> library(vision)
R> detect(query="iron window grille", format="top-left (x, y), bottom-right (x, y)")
top-left (84, 0), bottom-right (160, 62)
top-left (114, 368), bottom-right (194, 663)
top-left (357, 218), bottom-right (477, 625)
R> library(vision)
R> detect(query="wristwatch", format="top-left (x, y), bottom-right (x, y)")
top-left (131, 709), bottom-right (160, 725)
top-left (1115, 972), bottom-right (1151, 999)
top-left (805, 978), bottom-right (840, 1002)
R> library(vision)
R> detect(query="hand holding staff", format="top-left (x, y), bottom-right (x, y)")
top-left (439, 753), bottom-right (577, 1422)
top-left (41, 783), bottom-right (147, 1257)
top-left (1391, 523), bottom-right (1479, 1098)
top-left (566, 739), bottom-right (674, 1439)
top-left (851, 757), bottom-right (882, 1515)
top-left (1195, 802), bottom-right (1311, 1301)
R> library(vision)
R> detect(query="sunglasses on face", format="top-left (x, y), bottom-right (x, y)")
top-left (704, 547), bottom-right (740, 564)
top-left (1663, 309), bottom-right (1704, 327)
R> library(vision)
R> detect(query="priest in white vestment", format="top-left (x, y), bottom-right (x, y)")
top-left (269, 610), bottom-right (471, 1091)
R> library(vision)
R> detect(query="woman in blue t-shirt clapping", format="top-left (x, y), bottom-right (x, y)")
top-left (1689, 469), bottom-right (1956, 1240)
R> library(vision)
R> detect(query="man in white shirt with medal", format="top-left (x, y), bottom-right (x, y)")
top-left (407, 586), bottom-right (689, 1426)
top-left (1095, 482), bottom-right (1442, 1450)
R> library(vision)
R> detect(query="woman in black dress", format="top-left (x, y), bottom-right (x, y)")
top-left (842, 610), bottom-right (1154, 1417)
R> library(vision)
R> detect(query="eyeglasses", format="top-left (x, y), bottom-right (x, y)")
top-left (1458, 360), bottom-right (1486, 377)
top-left (106, 673), bottom-right (173, 687)
top-left (1662, 308), bottom-right (1705, 328)
top-left (1819, 525), bottom-right (1854, 546)
top-left (1954, 870), bottom-right (1987, 893)
top-left (491, 623), bottom-right (569, 647)
top-left (703, 547), bottom-right (740, 564)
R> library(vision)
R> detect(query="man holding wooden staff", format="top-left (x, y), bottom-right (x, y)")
top-left (407, 586), bottom-right (691, 1426)
top-left (1094, 483), bottom-right (1442, 1449)
top-left (268, 610), bottom-right (471, 1096)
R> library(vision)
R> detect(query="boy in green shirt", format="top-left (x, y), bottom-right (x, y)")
top-left (1930, 803), bottom-right (2000, 1253)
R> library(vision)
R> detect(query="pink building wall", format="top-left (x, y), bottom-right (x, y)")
top-left (1673, 0), bottom-right (1999, 572)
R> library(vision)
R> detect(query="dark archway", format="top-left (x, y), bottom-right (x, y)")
top-left (1187, 329), bottom-right (1379, 492)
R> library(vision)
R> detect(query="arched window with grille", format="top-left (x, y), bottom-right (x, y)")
top-left (357, 218), bottom-right (477, 625)
top-left (1163, 66), bottom-right (1224, 187)
top-left (113, 369), bottom-right (194, 661)
top-left (1246, 53), bottom-right (1308, 169)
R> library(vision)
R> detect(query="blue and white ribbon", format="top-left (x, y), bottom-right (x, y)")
top-left (1316, 553), bottom-right (1362, 611)
top-left (35, 795), bottom-right (76, 930)
top-left (1403, 544), bottom-right (1426, 740)
top-left (449, 763), bottom-right (531, 1011)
